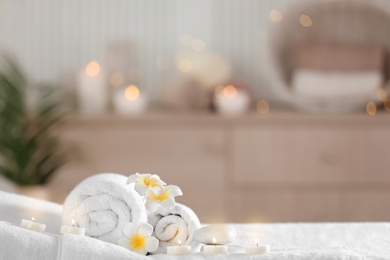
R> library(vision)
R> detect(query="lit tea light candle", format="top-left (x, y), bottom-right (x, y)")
top-left (214, 85), bottom-right (250, 116)
top-left (167, 240), bottom-right (191, 255)
top-left (203, 237), bottom-right (228, 255)
top-left (77, 60), bottom-right (108, 114)
top-left (113, 84), bottom-right (147, 115)
top-left (245, 239), bottom-right (270, 255)
top-left (20, 217), bottom-right (46, 233)
top-left (60, 219), bottom-right (85, 236)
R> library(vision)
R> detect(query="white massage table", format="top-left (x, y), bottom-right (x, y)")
top-left (0, 191), bottom-right (389, 260)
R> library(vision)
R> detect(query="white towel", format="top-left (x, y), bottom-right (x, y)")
top-left (62, 173), bottom-right (147, 244)
top-left (148, 203), bottom-right (201, 254)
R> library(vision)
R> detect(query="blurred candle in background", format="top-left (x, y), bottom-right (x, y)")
top-left (77, 60), bottom-right (108, 114)
top-left (214, 84), bottom-right (250, 116)
top-left (113, 84), bottom-right (147, 115)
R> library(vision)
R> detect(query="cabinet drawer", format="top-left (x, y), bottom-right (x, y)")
top-left (232, 126), bottom-right (390, 185)
top-left (228, 190), bottom-right (341, 222)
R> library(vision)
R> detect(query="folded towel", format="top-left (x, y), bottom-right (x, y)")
top-left (148, 203), bottom-right (201, 254)
top-left (62, 173), bottom-right (147, 244)
top-left (0, 221), bottom-right (148, 260)
top-left (0, 191), bottom-right (63, 233)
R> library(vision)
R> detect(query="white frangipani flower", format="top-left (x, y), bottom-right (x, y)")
top-left (127, 173), bottom-right (166, 196)
top-left (117, 222), bottom-right (159, 255)
top-left (145, 185), bottom-right (183, 212)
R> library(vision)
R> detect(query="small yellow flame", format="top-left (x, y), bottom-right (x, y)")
top-left (366, 102), bottom-right (377, 116)
top-left (300, 15), bottom-right (312, 27)
top-left (71, 219), bottom-right (76, 227)
top-left (178, 240), bottom-right (182, 246)
top-left (85, 61), bottom-right (100, 77)
top-left (125, 85), bottom-right (140, 101)
top-left (223, 85), bottom-right (237, 99)
top-left (32, 217), bottom-right (35, 222)
top-left (257, 100), bottom-right (270, 114)
top-left (212, 237), bottom-right (217, 245)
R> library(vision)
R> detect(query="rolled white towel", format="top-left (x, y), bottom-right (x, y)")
top-left (63, 173), bottom-right (147, 244)
top-left (148, 203), bottom-right (201, 254)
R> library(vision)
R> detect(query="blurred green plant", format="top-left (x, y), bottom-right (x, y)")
top-left (0, 55), bottom-right (69, 185)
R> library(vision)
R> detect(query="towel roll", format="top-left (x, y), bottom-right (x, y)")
top-left (148, 203), bottom-right (201, 254)
top-left (63, 173), bottom-right (147, 244)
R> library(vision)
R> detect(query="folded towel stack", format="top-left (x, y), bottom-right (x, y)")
top-left (62, 173), bottom-right (147, 244)
top-left (148, 203), bottom-right (201, 254)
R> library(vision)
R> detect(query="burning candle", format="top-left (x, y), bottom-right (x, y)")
top-left (77, 60), bottom-right (108, 114)
top-left (203, 237), bottom-right (228, 255)
top-left (60, 219), bottom-right (85, 236)
top-left (113, 84), bottom-right (147, 115)
top-left (245, 239), bottom-right (270, 255)
top-left (167, 240), bottom-right (191, 255)
top-left (20, 217), bottom-right (46, 232)
top-left (214, 85), bottom-right (250, 116)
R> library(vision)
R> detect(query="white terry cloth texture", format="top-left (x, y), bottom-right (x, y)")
top-left (0, 221), bottom-right (366, 260)
top-left (148, 203), bottom-right (202, 254)
top-left (0, 221), bottom-right (148, 260)
top-left (0, 190), bottom-right (62, 233)
top-left (62, 173), bottom-right (147, 244)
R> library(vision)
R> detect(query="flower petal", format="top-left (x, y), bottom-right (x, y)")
top-left (122, 222), bottom-right (136, 237)
top-left (145, 199), bottom-right (159, 212)
top-left (137, 222), bottom-right (154, 236)
top-left (127, 173), bottom-right (140, 184)
top-left (150, 175), bottom-right (166, 186)
top-left (131, 246), bottom-right (147, 255)
top-left (167, 185), bottom-right (183, 197)
top-left (145, 236), bottom-right (159, 253)
top-left (134, 184), bottom-right (149, 195)
top-left (160, 197), bottom-right (176, 210)
top-left (118, 237), bottom-right (131, 250)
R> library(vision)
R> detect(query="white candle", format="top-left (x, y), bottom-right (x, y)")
top-left (167, 240), bottom-right (191, 255)
top-left (214, 85), bottom-right (250, 116)
top-left (77, 60), bottom-right (108, 114)
top-left (203, 238), bottom-right (228, 255)
top-left (245, 239), bottom-right (270, 255)
top-left (113, 84), bottom-right (147, 115)
top-left (60, 219), bottom-right (85, 236)
top-left (20, 217), bottom-right (46, 232)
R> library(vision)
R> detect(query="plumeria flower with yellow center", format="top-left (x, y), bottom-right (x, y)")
top-left (117, 222), bottom-right (159, 255)
top-left (145, 185), bottom-right (183, 212)
top-left (127, 173), bottom-right (166, 196)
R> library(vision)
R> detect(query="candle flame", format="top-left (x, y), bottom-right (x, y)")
top-left (255, 239), bottom-right (259, 247)
top-left (125, 85), bottom-right (140, 101)
top-left (72, 219), bottom-right (76, 227)
top-left (85, 61), bottom-right (100, 77)
top-left (223, 85), bottom-right (237, 99)
top-left (178, 240), bottom-right (182, 246)
top-left (32, 217), bottom-right (35, 222)
top-left (212, 237), bottom-right (217, 245)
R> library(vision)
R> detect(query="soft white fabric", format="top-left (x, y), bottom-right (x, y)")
top-left (150, 249), bottom-right (365, 260)
top-left (0, 191), bottom-right (62, 233)
top-left (62, 173), bottom-right (147, 244)
top-left (292, 70), bottom-right (381, 98)
top-left (0, 221), bottom-right (148, 260)
top-left (148, 203), bottom-right (201, 254)
top-left (233, 223), bottom-right (390, 259)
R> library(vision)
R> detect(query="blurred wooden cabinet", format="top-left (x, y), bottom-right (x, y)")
top-left (49, 113), bottom-right (390, 223)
